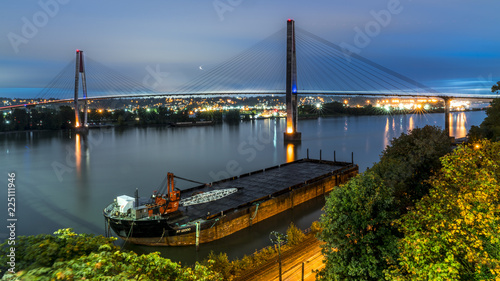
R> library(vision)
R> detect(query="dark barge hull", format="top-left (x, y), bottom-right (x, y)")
top-left (104, 158), bottom-right (358, 246)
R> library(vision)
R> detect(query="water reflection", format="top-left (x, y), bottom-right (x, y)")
top-left (75, 133), bottom-right (82, 178)
top-left (453, 112), bottom-right (468, 138)
top-left (408, 116), bottom-right (414, 131)
top-left (286, 142), bottom-right (300, 162)
top-left (74, 133), bottom-right (91, 209)
top-left (384, 118), bottom-right (390, 149)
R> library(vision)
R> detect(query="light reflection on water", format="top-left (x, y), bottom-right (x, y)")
top-left (0, 111), bottom-right (486, 264)
top-left (452, 112), bottom-right (468, 138)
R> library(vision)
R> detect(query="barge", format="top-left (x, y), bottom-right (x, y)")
top-left (103, 158), bottom-right (358, 246)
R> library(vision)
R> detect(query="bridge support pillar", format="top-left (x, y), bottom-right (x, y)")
top-left (74, 50), bottom-right (88, 132)
top-left (442, 97), bottom-right (452, 138)
top-left (74, 50), bottom-right (81, 128)
top-left (284, 19), bottom-right (301, 142)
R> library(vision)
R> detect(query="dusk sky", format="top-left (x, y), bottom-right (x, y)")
top-left (1, 0), bottom-right (499, 98)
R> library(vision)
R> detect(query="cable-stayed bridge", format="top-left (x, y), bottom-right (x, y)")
top-left (1, 20), bottom-right (497, 139)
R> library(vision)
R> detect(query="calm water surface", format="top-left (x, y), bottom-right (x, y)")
top-left (0, 111), bottom-right (486, 263)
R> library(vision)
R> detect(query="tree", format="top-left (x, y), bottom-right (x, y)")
top-left (318, 172), bottom-right (399, 280)
top-left (203, 252), bottom-right (232, 280)
top-left (225, 109), bottom-right (241, 124)
top-left (480, 98), bottom-right (500, 140)
top-left (492, 81), bottom-right (500, 94)
top-left (318, 125), bottom-right (452, 280)
top-left (467, 125), bottom-right (484, 142)
top-left (467, 98), bottom-right (500, 141)
top-left (0, 113), bottom-right (5, 131)
top-left (11, 109), bottom-right (29, 130)
top-left (286, 222), bottom-right (305, 246)
top-left (59, 106), bottom-right (75, 129)
top-left (370, 125), bottom-right (452, 214)
top-left (388, 140), bottom-right (500, 280)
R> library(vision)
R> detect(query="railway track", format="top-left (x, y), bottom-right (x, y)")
top-left (235, 234), bottom-right (322, 281)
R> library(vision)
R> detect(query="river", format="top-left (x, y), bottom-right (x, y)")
top-left (0, 111), bottom-right (486, 264)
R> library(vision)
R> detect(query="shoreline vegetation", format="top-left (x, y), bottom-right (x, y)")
top-left (0, 223), bottom-right (315, 280)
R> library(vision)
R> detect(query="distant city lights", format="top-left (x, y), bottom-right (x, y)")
top-left (375, 98), bottom-right (442, 111)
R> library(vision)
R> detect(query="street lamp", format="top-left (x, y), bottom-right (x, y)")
top-left (270, 231), bottom-right (287, 281)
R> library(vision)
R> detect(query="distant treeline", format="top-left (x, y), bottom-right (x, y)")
top-left (0, 106), bottom-right (243, 132)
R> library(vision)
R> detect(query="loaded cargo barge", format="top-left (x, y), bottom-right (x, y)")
top-left (103, 158), bottom-right (358, 246)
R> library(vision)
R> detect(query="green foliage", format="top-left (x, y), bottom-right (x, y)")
top-left (11, 109), bottom-right (29, 130)
top-left (203, 252), bottom-right (232, 280)
top-left (224, 109), bottom-right (241, 124)
top-left (0, 229), bottom-right (222, 281)
top-left (318, 126), bottom-right (451, 280)
top-left (198, 110), bottom-right (223, 123)
top-left (0, 114), bottom-right (5, 132)
top-left (1, 225), bottom-right (307, 281)
top-left (492, 81), bottom-right (500, 93)
top-left (50, 251), bottom-right (181, 280)
top-left (467, 125), bottom-right (483, 142)
top-left (179, 261), bottom-right (223, 281)
top-left (468, 98), bottom-right (500, 141)
top-left (480, 98), bottom-right (500, 140)
top-left (371, 125), bottom-right (452, 213)
top-left (0, 228), bottom-right (117, 275)
top-left (388, 139), bottom-right (500, 280)
top-left (207, 245), bottom-right (278, 280)
top-left (59, 106), bottom-right (75, 129)
top-left (310, 221), bottom-right (322, 235)
top-left (286, 222), bottom-right (306, 246)
top-left (318, 172), bottom-right (399, 280)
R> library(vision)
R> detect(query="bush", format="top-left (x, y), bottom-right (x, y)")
top-left (0, 229), bottom-right (222, 281)
top-left (204, 252), bottom-right (232, 280)
top-left (310, 221), bottom-right (322, 235)
top-left (286, 223), bottom-right (305, 246)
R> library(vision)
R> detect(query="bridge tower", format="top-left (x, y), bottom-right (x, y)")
top-left (73, 49), bottom-right (88, 130)
top-left (284, 19), bottom-right (301, 142)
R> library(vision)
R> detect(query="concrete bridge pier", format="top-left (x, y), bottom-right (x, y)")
top-left (442, 97), bottom-right (452, 139)
top-left (74, 50), bottom-right (88, 133)
top-left (284, 19), bottom-right (301, 142)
